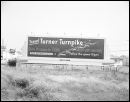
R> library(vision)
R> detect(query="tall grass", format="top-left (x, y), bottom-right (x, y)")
top-left (1, 68), bottom-right (58, 101)
top-left (1, 65), bottom-right (129, 101)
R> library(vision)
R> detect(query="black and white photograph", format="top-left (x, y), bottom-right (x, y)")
top-left (1, 1), bottom-right (129, 101)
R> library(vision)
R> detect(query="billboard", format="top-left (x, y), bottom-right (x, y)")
top-left (27, 37), bottom-right (104, 59)
top-left (9, 49), bottom-right (15, 54)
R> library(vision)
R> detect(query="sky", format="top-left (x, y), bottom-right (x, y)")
top-left (1, 1), bottom-right (129, 56)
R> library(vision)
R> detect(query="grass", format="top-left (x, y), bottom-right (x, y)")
top-left (1, 65), bottom-right (129, 101)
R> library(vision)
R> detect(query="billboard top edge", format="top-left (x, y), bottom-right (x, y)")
top-left (27, 35), bottom-right (106, 40)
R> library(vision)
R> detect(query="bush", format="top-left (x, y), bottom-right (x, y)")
top-left (15, 79), bottom-right (30, 89)
top-left (7, 59), bottom-right (17, 67)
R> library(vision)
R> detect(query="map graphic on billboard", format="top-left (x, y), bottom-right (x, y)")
top-left (27, 37), bottom-right (104, 59)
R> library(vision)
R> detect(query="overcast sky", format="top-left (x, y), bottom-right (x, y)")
top-left (1, 1), bottom-right (129, 56)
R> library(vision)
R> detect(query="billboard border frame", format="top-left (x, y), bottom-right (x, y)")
top-left (26, 35), bottom-right (106, 60)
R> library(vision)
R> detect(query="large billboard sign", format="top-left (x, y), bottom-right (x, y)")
top-left (9, 49), bottom-right (15, 54)
top-left (27, 36), bottom-right (105, 59)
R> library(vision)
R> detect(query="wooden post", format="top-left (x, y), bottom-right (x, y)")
top-left (102, 66), bottom-right (104, 71)
top-left (86, 65), bottom-right (88, 70)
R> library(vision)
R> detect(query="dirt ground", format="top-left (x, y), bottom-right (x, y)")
top-left (1, 65), bottom-right (129, 101)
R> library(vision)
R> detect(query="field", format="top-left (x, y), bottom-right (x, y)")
top-left (1, 65), bottom-right (129, 101)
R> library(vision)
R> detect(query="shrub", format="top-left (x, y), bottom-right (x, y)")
top-left (15, 79), bottom-right (30, 89)
top-left (7, 59), bottom-right (17, 67)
